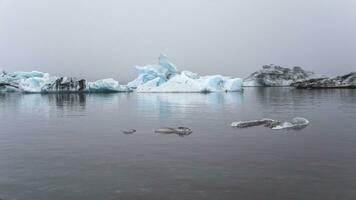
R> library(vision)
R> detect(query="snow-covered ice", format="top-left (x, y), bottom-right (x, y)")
top-left (129, 54), bottom-right (243, 93)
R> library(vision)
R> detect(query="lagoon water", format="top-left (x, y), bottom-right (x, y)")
top-left (1, 88), bottom-right (356, 200)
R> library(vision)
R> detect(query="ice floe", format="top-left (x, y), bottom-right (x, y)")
top-left (231, 117), bottom-right (309, 130)
top-left (155, 127), bottom-right (193, 136)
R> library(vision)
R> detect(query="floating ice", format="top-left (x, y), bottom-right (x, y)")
top-left (243, 65), bottom-right (318, 87)
top-left (1, 71), bottom-right (50, 92)
top-left (1, 54), bottom-right (243, 93)
top-left (272, 117), bottom-right (309, 130)
top-left (122, 129), bottom-right (136, 134)
top-left (154, 127), bottom-right (193, 136)
top-left (231, 117), bottom-right (309, 130)
top-left (0, 71), bottom-right (129, 93)
top-left (129, 54), bottom-right (243, 93)
top-left (87, 78), bottom-right (130, 93)
top-left (230, 118), bottom-right (279, 128)
top-left (127, 54), bottom-right (178, 89)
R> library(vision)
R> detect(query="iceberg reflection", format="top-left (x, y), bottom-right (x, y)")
top-left (135, 93), bottom-right (243, 120)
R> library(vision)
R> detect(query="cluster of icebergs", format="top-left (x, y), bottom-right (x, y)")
top-left (1, 55), bottom-right (355, 93)
top-left (0, 54), bottom-right (243, 93)
top-left (0, 71), bottom-right (129, 93)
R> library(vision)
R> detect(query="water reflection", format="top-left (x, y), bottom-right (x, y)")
top-left (1, 89), bottom-right (355, 122)
top-left (135, 93), bottom-right (243, 120)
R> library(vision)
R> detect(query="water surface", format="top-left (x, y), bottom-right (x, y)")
top-left (1, 88), bottom-right (356, 200)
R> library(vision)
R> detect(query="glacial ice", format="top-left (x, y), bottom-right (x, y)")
top-left (0, 71), bottom-right (50, 92)
top-left (87, 79), bottom-right (130, 92)
top-left (291, 72), bottom-right (356, 89)
top-left (155, 127), bottom-right (193, 136)
top-left (127, 54), bottom-right (178, 89)
top-left (1, 54), bottom-right (243, 93)
top-left (272, 117), bottom-right (309, 130)
top-left (0, 71), bottom-right (129, 93)
top-left (243, 65), bottom-right (318, 87)
top-left (230, 118), bottom-right (278, 128)
top-left (231, 117), bottom-right (309, 130)
top-left (129, 54), bottom-right (243, 93)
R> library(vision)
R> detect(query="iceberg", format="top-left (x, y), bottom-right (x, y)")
top-left (230, 118), bottom-right (279, 128)
top-left (291, 72), bottom-right (356, 89)
top-left (155, 127), bottom-right (193, 136)
top-left (272, 117), bottom-right (309, 130)
top-left (87, 78), bottom-right (130, 92)
top-left (231, 117), bottom-right (309, 130)
top-left (127, 54), bottom-right (178, 89)
top-left (0, 70), bottom-right (129, 93)
top-left (1, 71), bottom-right (50, 92)
top-left (243, 65), bottom-right (319, 87)
top-left (129, 54), bottom-right (243, 93)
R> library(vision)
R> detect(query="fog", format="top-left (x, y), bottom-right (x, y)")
top-left (0, 0), bottom-right (355, 82)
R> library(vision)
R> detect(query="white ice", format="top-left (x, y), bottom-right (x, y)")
top-left (127, 54), bottom-right (178, 89)
top-left (1, 71), bottom-right (129, 93)
top-left (2, 54), bottom-right (243, 93)
top-left (129, 54), bottom-right (243, 93)
top-left (87, 78), bottom-right (130, 92)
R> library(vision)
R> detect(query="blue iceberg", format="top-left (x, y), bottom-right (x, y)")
top-left (1, 54), bottom-right (243, 93)
top-left (0, 71), bottom-right (129, 93)
top-left (128, 54), bottom-right (243, 93)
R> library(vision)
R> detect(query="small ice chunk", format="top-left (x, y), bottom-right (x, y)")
top-left (123, 129), bottom-right (136, 134)
top-left (155, 128), bottom-right (177, 134)
top-left (231, 118), bottom-right (277, 128)
top-left (272, 117), bottom-right (309, 130)
top-left (155, 127), bottom-right (193, 136)
top-left (231, 117), bottom-right (309, 130)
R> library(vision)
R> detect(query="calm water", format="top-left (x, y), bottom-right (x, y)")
top-left (1, 88), bottom-right (356, 200)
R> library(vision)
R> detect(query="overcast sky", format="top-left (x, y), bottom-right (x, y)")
top-left (0, 0), bottom-right (355, 81)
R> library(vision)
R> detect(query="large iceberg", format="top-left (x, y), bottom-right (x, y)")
top-left (291, 72), bottom-right (356, 89)
top-left (128, 54), bottom-right (243, 93)
top-left (128, 54), bottom-right (178, 89)
top-left (0, 70), bottom-right (129, 93)
top-left (243, 65), bottom-right (319, 87)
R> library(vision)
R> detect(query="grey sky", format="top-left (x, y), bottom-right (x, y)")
top-left (0, 0), bottom-right (355, 82)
